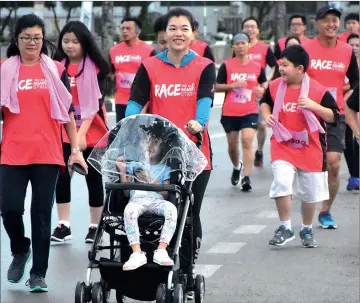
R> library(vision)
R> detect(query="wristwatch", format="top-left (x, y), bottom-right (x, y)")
top-left (71, 147), bottom-right (81, 154)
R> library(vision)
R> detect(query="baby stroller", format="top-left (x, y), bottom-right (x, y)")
top-left (74, 114), bottom-right (208, 303)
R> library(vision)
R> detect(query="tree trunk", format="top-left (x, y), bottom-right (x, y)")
top-left (101, 1), bottom-right (114, 55)
top-left (276, 1), bottom-right (287, 41)
top-left (0, 9), bottom-right (13, 37)
top-left (49, 4), bottom-right (61, 33)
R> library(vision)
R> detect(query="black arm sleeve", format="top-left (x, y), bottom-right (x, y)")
top-left (97, 73), bottom-right (108, 107)
top-left (198, 63), bottom-right (216, 103)
top-left (347, 85), bottom-right (359, 112)
top-left (203, 45), bottom-right (215, 62)
top-left (257, 68), bottom-right (267, 84)
top-left (259, 88), bottom-right (274, 112)
top-left (266, 47), bottom-right (277, 68)
top-left (274, 42), bottom-right (282, 60)
top-left (216, 63), bottom-right (227, 84)
top-left (128, 63), bottom-right (150, 106)
top-left (60, 70), bottom-right (75, 113)
top-left (150, 49), bottom-right (157, 57)
top-left (320, 91), bottom-right (340, 121)
top-left (346, 52), bottom-right (359, 89)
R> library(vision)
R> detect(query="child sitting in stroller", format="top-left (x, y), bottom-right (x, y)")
top-left (115, 127), bottom-right (178, 271)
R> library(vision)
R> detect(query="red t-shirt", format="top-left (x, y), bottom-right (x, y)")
top-left (143, 56), bottom-right (213, 170)
top-left (110, 41), bottom-right (154, 105)
top-left (61, 63), bottom-right (108, 147)
top-left (267, 77), bottom-right (329, 172)
top-left (1, 62), bottom-right (68, 166)
top-left (338, 31), bottom-right (360, 42)
top-left (222, 58), bottom-right (263, 117)
top-left (190, 40), bottom-right (208, 57)
top-left (303, 38), bottom-right (353, 114)
top-left (248, 41), bottom-right (270, 69)
top-left (278, 35), bottom-right (311, 52)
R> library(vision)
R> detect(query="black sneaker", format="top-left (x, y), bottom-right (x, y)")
top-left (269, 225), bottom-right (295, 246)
top-left (7, 249), bottom-right (32, 283)
top-left (241, 176), bottom-right (252, 191)
top-left (254, 150), bottom-right (263, 167)
top-left (26, 274), bottom-right (48, 292)
top-left (299, 228), bottom-right (317, 248)
top-left (51, 224), bottom-right (72, 243)
top-left (231, 163), bottom-right (242, 186)
top-left (85, 227), bottom-right (97, 243)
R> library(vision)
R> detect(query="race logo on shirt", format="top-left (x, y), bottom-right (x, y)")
top-left (282, 102), bottom-right (299, 113)
top-left (69, 77), bottom-right (76, 87)
top-left (248, 53), bottom-right (262, 61)
top-left (230, 73), bottom-right (257, 81)
top-left (154, 83), bottom-right (196, 98)
top-left (115, 55), bottom-right (142, 64)
top-left (18, 79), bottom-right (47, 90)
top-left (310, 59), bottom-right (346, 72)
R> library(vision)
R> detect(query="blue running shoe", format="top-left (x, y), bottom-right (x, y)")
top-left (318, 211), bottom-right (337, 229)
top-left (347, 177), bottom-right (359, 191)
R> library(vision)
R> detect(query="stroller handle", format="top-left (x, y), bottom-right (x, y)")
top-left (105, 182), bottom-right (181, 193)
top-left (195, 132), bottom-right (203, 149)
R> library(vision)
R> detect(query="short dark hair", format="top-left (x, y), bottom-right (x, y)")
top-left (345, 13), bottom-right (359, 23)
top-left (288, 14), bottom-right (307, 27)
top-left (280, 45), bottom-right (309, 72)
top-left (154, 15), bottom-right (167, 34)
top-left (194, 20), bottom-right (199, 31)
top-left (164, 8), bottom-right (196, 31)
top-left (241, 17), bottom-right (260, 29)
top-left (285, 35), bottom-right (301, 47)
top-left (6, 13), bottom-right (56, 58)
top-left (347, 33), bottom-right (360, 43)
top-left (121, 17), bottom-right (142, 30)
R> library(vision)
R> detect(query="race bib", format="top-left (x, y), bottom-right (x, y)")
top-left (327, 87), bottom-right (337, 102)
top-left (74, 105), bottom-right (82, 127)
top-left (117, 72), bottom-right (135, 89)
top-left (287, 130), bottom-right (309, 149)
top-left (229, 88), bottom-right (252, 104)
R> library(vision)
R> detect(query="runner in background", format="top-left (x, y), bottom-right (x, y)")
top-left (274, 15), bottom-right (311, 60)
top-left (303, 6), bottom-right (359, 229)
top-left (154, 15), bottom-right (168, 53)
top-left (338, 13), bottom-right (359, 42)
top-left (344, 33), bottom-right (360, 191)
top-left (51, 21), bottom-right (110, 244)
top-left (345, 85), bottom-right (359, 140)
top-left (109, 17), bottom-right (156, 122)
top-left (190, 20), bottom-right (215, 61)
top-left (241, 17), bottom-right (277, 168)
top-left (216, 33), bottom-right (267, 190)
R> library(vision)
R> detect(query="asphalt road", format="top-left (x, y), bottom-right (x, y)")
top-left (1, 107), bottom-right (359, 303)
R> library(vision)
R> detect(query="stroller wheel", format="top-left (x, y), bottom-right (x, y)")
top-left (173, 284), bottom-right (184, 303)
top-left (115, 289), bottom-right (125, 303)
top-left (194, 275), bottom-right (205, 303)
top-left (75, 282), bottom-right (87, 303)
top-left (100, 277), bottom-right (111, 301)
top-left (156, 283), bottom-right (166, 303)
top-left (92, 282), bottom-right (104, 303)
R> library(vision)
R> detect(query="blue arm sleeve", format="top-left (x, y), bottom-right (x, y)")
top-left (125, 100), bottom-right (143, 117)
top-left (196, 97), bottom-right (212, 129)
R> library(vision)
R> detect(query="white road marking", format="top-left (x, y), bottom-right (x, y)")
top-left (194, 264), bottom-right (223, 278)
top-left (210, 133), bottom-right (226, 139)
top-left (256, 210), bottom-right (279, 219)
top-left (206, 242), bottom-right (246, 254)
top-left (232, 225), bottom-right (267, 234)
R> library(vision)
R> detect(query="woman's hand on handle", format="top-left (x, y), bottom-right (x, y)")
top-left (186, 120), bottom-right (203, 135)
top-left (68, 149), bottom-right (88, 174)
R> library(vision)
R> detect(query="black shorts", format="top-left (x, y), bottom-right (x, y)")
top-left (326, 119), bottom-right (346, 153)
top-left (115, 104), bottom-right (127, 123)
top-left (220, 114), bottom-right (258, 133)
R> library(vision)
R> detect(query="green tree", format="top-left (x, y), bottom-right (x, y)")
top-left (45, 1), bottom-right (81, 34)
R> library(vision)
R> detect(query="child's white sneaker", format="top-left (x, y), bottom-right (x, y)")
top-left (153, 249), bottom-right (174, 266)
top-left (123, 252), bottom-right (147, 271)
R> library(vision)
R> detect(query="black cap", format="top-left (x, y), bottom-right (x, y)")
top-left (316, 6), bottom-right (341, 20)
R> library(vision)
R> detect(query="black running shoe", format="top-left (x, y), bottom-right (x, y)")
top-left (7, 249), bottom-right (32, 283)
top-left (254, 150), bottom-right (263, 167)
top-left (241, 176), bottom-right (252, 191)
top-left (269, 225), bottom-right (295, 246)
top-left (85, 227), bottom-right (97, 243)
top-left (51, 224), bottom-right (72, 243)
top-left (231, 163), bottom-right (242, 186)
top-left (299, 228), bottom-right (317, 248)
top-left (26, 274), bottom-right (48, 292)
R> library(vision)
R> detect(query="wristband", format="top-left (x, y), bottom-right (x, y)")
top-left (71, 147), bottom-right (81, 154)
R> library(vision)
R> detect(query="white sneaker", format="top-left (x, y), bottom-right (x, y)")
top-left (123, 252), bottom-right (147, 271)
top-left (153, 249), bottom-right (174, 266)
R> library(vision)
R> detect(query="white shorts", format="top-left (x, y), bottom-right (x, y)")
top-left (269, 160), bottom-right (329, 203)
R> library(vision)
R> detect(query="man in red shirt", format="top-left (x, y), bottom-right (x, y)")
top-left (338, 13), bottom-right (359, 42)
top-left (109, 17), bottom-right (156, 122)
top-left (274, 14), bottom-right (311, 60)
top-left (189, 20), bottom-right (215, 62)
top-left (303, 6), bottom-right (359, 229)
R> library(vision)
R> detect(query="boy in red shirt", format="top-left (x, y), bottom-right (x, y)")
top-left (338, 13), bottom-right (359, 42)
top-left (260, 45), bottom-right (339, 248)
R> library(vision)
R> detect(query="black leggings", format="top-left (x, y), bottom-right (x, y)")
top-left (0, 164), bottom-right (60, 277)
top-left (344, 124), bottom-right (359, 178)
top-left (116, 104), bottom-right (127, 123)
top-left (56, 143), bottom-right (104, 207)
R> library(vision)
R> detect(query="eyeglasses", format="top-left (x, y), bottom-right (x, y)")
top-left (19, 36), bottom-right (43, 44)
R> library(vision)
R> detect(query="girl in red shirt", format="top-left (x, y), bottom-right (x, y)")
top-left (0, 14), bottom-right (87, 292)
top-left (51, 21), bottom-right (110, 244)
top-left (216, 32), bottom-right (267, 190)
